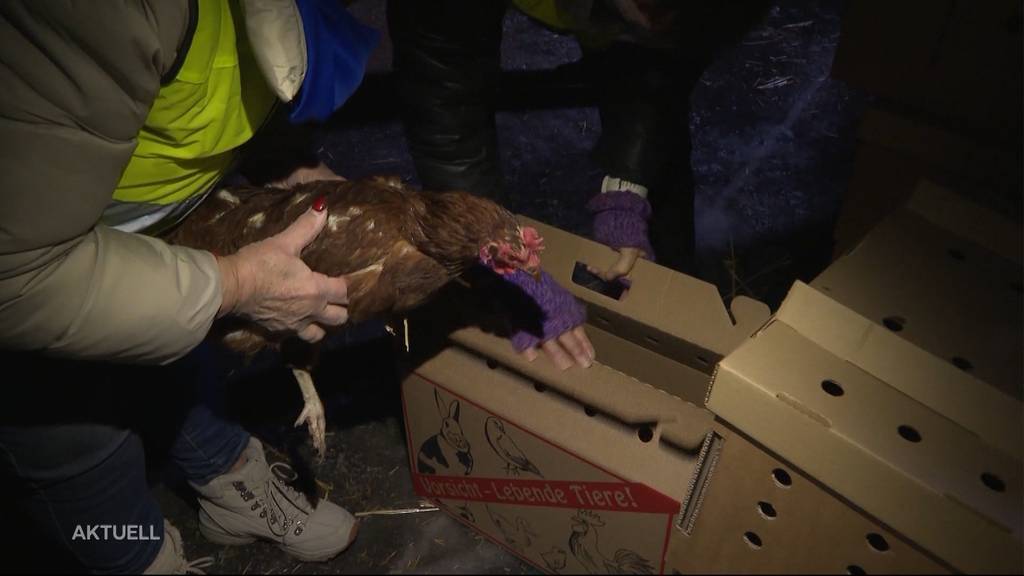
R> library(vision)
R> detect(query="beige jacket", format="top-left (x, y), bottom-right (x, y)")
top-left (0, 1), bottom-right (306, 365)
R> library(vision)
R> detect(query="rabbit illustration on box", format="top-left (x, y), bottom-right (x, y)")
top-left (417, 388), bottom-right (474, 475)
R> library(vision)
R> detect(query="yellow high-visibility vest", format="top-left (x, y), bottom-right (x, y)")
top-left (512, 0), bottom-right (578, 31)
top-left (113, 0), bottom-right (276, 206)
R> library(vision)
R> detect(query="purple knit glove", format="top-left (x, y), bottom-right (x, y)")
top-left (502, 269), bottom-right (587, 352)
top-left (586, 191), bottom-right (656, 261)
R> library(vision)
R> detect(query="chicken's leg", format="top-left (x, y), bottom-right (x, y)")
top-left (292, 368), bottom-right (326, 461)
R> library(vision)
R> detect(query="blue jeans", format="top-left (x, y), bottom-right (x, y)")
top-left (0, 344), bottom-right (249, 573)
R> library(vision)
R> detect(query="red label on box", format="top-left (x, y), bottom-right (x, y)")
top-left (414, 475), bottom-right (680, 514)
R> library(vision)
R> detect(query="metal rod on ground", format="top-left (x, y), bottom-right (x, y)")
top-left (355, 504), bottom-right (439, 518)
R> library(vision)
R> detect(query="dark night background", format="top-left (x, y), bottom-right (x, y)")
top-left (9, 0), bottom-right (1022, 573)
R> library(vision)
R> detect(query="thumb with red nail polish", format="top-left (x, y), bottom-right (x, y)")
top-left (312, 195), bottom-right (328, 212)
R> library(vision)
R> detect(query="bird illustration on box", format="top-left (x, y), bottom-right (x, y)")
top-left (486, 505), bottom-right (538, 553)
top-left (485, 417), bottom-right (543, 477)
top-left (542, 546), bottom-right (569, 572)
top-left (167, 176), bottom-right (544, 459)
top-left (569, 509), bottom-right (654, 574)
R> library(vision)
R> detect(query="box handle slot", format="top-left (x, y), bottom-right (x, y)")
top-left (571, 261), bottom-right (627, 301)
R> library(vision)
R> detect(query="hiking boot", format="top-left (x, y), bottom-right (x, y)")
top-left (190, 437), bottom-right (358, 562)
top-left (143, 520), bottom-right (213, 574)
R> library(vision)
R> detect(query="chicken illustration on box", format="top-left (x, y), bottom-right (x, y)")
top-left (415, 388), bottom-right (474, 475)
top-left (485, 417), bottom-right (543, 477)
top-left (168, 176), bottom-right (543, 459)
top-left (569, 510), bottom-right (654, 575)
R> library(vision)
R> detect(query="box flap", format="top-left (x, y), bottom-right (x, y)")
top-left (780, 282), bottom-right (1022, 460)
top-left (584, 324), bottom-right (714, 405)
top-left (805, 197), bottom-right (1022, 457)
top-left (708, 323), bottom-right (1024, 573)
top-left (905, 181), bottom-right (1023, 265)
top-left (449, 326), bottom-right (715, 454)
top-left (522, 217), bottom-right (771, 368)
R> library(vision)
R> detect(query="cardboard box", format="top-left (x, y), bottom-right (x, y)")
top-left (667, 422), bottom-right (952, 574)
top-left (402, 202), bottom-right (1019, 572)
top-left (402, 326), bottom-right (718, 574)
top-left (707, 186), bottom-right (1024, 573)
top-left (817, 182), bottom-right (1023, 451)
top-left (401, 328), bottom-right (958, 574)
top-left (519, 217), bottom-right (770, 405)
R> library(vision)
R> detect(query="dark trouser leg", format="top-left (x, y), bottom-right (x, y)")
top-left (0, 358), bottom-right (164, 574)
top-left (0, 345), bottom-right (249, 572)
top-left (584, 42), bottom-right (702, 274)
top-left (162, 343), bottom-right (251, 486)
top-left (387, 0), bottom-right (507, 201)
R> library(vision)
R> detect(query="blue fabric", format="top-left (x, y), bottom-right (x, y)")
top-left (289, 0), bottom-right (380, 123)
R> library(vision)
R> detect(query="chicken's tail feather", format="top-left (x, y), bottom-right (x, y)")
top-left (609, 549), bottom-right (655, 574)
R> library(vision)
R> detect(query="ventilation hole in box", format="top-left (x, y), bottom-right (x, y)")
top-left (847, 565), bottom-right (867, 575)
top-left (696, 355), bottom-right (710, 367)
top-left (743, 531), bottom-right (762, 549)
top-left (756, 501), bottom-right (777, 519)
top-left (947, 248), bottom-right (966, 261)
top-left (583, 405), bottom-right (598, 417)
top-left (882, 316), bottom-right (905, 332)
top-left (597, 315), bottom-right (612, 325)
top-left (897, 425), bottom-right (922, 443)
top-left (637, 425), bottom-right (655, 443)
top-left (951, 356), bottom-right (973, 372)
top-left (533, 383), bottom-right (547, 393)
top-left (821, 379), bottom-right (844, 397)
top-left (485, 359), bottom-right (499, 370)
top-left (644, 335), bottom-right (660, 346)
top-left (981, 472), bottom-right (1006, 493)
top-left (866, 533), bottom-right (890, 552)
top-left (821, 285), bottom-right (832, 292)
top-left (772, 468), bottom-right (792, 488)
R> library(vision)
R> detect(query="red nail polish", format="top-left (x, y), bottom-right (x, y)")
top-left (312, 196), bottom-right (327, 212)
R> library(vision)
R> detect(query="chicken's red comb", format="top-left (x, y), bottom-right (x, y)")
top-left (520, 226), bottom-right (544, 252)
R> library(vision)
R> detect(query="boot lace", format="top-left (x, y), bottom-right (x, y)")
top-left (231, 462), bottom-right (312, 538)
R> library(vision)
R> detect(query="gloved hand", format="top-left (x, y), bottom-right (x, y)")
top-left (502, 269), bottom-right (594, 370)
top-left (586, 190), bottom-right (655, 282)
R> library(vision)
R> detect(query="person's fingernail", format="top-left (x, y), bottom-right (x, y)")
top-left (312, 195), bottom-right (328, 212)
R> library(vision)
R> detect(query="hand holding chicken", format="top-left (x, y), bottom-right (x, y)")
top-left (169, 176), bottom-right (589, 458)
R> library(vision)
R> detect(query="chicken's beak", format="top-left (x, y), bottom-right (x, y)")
top-left (527, 266), bottom-right (541, 281)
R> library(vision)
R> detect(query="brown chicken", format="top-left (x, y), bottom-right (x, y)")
top-left (167, 176), bottom-right (543, 458)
